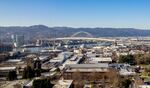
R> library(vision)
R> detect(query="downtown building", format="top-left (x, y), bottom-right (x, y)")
top-left (11, 34), bottom-right (24, 47)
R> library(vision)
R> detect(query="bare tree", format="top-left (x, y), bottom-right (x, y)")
top-left (13, 84), bottom-right (22, 88)
top-left (72, 70), bottom-right (84, 88)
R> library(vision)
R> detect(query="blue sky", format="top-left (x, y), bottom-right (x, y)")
top-left (0, 0), bottom-right (150, 29)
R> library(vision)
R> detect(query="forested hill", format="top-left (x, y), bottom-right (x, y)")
top-left (0, 25), bottom-right (150, 39)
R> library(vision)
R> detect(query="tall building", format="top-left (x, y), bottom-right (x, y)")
top-left (12, 34), bottom-right (24, 47)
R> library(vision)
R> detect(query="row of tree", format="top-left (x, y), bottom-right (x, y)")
top-left (7, 70), bottom-right (17, 81)
top-left (32, 78), bottom-right (54, 88)
top-left (6, 65), bottom-right (41, 81)
top-left (119, 53), bottom-right (150, 65)
top-left (22, 66), bottom-right (41, 79)
top-left (70, 69), bottom-right (132, 88)
top-left (6, 69), bottom-right (134, 88)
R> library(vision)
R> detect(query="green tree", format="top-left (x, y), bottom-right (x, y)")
top-left (134, 53), bottom-right (150, 65)
top-left (119, 54), bottom-right (136, 64)
top-left (32, 78), bottom-right (54, 88)
top-left (143, 53), bottom-right (150, 64)
top-left (7, 70), bottom-right (17, 81)
top-left (22, 66), bottom-right (35, 79)
top-left (35, 69), bottom-right (41, 77)
top-left (55, 67), bottom-right (61, 73)
top-left (134, 54), bottom-right (144, 65)
top-left (121, 79), bottom-right (132, 88)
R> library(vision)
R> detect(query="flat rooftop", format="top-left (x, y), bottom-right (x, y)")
top-left (65, 63), bottom-right (109, 69)
top-left (66, 68), bottom-right (108, 72)
top-left (0, 67), bottom-right (16, 71)
top-left (7, 59), bottom-right (22, 63)
top-left (89, 57), bottom-right (112, 62)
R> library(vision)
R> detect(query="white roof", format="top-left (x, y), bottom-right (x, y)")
top-left (50, 59), bottom-right (62, 63)
top-left (7, 59), bottom-right (22, 62)
top-left (50, 68), bottom-right (57, 72)
top-left (93, 46), bottom-right (103, 49)
top-left (66, 63), bottom-right (109, 69)
top-left (139, 85), bottom-right (150, 88)
top-left (84, 84), bottom-right (92, 88)
top-left (119, 69), bottom-right (136, 76)
top-left (41, 49), bottom-right (62, 53)
top-left (70, 55), bottom-right (77, 61)
top-left (61, 56), bottom-right (82, 69)
top-left (25, 80), bottom-right (33, 87)
top-left (0, 67), bottom-right (16, 71)
top-left (50, 52), bottom-right (73, 63)
top-left (34, 56), bottom-right (48, 61)
top-left (117, 52), bottom-right (128, 56)
top-left (87, 53), bottom-right (98, 57)
top-left (66, 68), bottom-right (108, 72)
top-left (90, 57), bottom-right (112, 62)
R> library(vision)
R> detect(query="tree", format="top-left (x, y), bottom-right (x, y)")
top-left (134, 53), bottom-right (150, 65)
top-left (32, 78), bottom-right (54, 88)
top-left (72, 70), bottom-right (83, 88)
top-left (111, 52), bottom-right (118, 62)
top-left (7, 70), bottom-right (17, 81)
top-left (26, 57), bottom-right (34, 68)
top-left (106, 69), bottom-right (121, 88)
top-left (89, 71), bottom-right (98, 81)
top-left (35, 69), bottom-right (41, 77)
top-left (134, 54), bottom-right (144, 65)
top-left (22, 67), bottom-right (27, 79)
top-left (121, 79), bottom-right (132, 88)
top-left (13, 84), bottom-right (22, 88)
top-left (143, 53), bottom-right (150, 64)
top-left (22, 66), bottom-right (35, 79)
top-left (119, 54), bottom-right (136, 64)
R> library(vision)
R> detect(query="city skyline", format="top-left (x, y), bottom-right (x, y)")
top-left (0, 0), bottom-right (150, 29)
top-left (1, 1), bottom-right (150, 88)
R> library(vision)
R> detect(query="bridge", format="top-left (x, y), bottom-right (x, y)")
top-left (71, 31), bottom-right (94, 38)
top-left (40, 37), bottom-right (116, 42)
top-left (36, 31), bottom-right (116, 45)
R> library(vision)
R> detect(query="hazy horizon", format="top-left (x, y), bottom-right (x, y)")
top-left (0, 24), bottom-right (150, 30)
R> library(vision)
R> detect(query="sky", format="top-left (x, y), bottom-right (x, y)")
top-left (0, 0), bottom-right (150, 29)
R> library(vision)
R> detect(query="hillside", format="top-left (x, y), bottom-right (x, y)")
top-left (0, 25), bottom-right (150, 40)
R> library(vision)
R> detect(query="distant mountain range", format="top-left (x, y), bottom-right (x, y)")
top-left (0, 25), bottom-right (150, 40)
